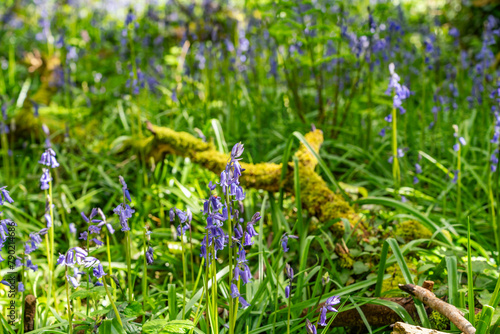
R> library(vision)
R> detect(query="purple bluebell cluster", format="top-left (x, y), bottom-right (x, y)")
top-left (0, 187), bottom-right (14, 206)
top-left (386, 63), bottom-right (410, 114)
top-left (0, 188), bottom-right (16, 262)
top-left (57, 246), bottom-right (106, 288)
top-left (414, 162), bottom-right (422, 185)
top-left (114, 176), bottom-right (135, 232)
top-left (452, 125), bottom-right (466, 152)
top-left (80, 208), bottom-right (114, 247)
top-left (24, 229), bottom-right (48, 255)
top-left (380, 63), bottom-right (410, 138)
top-left (146, 246), bottom-right (154, 265)
top-left (39, 148), bottom-right (59, 169)
top-left (281, 233), bottom-right (298, 253)
top-left (172, 207), bottom-right (192, 238)
top-left (200, 142), bottom-right (259, 308)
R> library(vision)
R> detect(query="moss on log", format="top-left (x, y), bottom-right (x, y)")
top-left (145, 122), bottom-right (357, 236)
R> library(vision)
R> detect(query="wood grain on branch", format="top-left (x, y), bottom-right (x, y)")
top-left (398, 284), bottom-right (476, 334)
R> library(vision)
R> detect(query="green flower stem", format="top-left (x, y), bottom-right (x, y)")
top-left (286, 297), bottom-right (291, 334)
top-left (204, 230), bottom-right (211, 334)
top-left (142, 230), bottom-right (148, 322)
top-left (103, 275), bottom-right (123, 328)
top-left (65, 266), bottom-right (73, 334)
top-left (456, 145), bottom-right (462, 223)
top-left (226, 191), bottom-right (234, 334)
top-left (49, 179), bottom-right (56, 310)
top-left (86, 236), bottom-right (90, 316)
top-left (105, 232), bottom-right (116, 300)
top-left (392, 105), bottom-right (400, 188)
top-left (180, 226), bottom-right (187, 318)
top-left (211, 244), bottom-right (218, 332)
top-left (125, 230), bottom-right (133, 301)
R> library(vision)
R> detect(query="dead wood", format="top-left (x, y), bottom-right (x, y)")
top-left (142, 123), bottom-right (358, 237)
top-left (24, 294), bottom-right (36, 332)
top-left (328, 296), bottom-right (429, 328)
top-left (391, 322), bottom-right (448, 334)
top-left (398, 284), bottom-right (476, 334)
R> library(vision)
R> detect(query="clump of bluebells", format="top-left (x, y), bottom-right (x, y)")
top-left (380, 63), bottom-right (410, 139)
top-left (0, 187), bottom-right (15, 263)
top-left (57, 246), bottom-right (106, 288)
top-left (201, 142), bottom-right (260, 309)
top-left (113, 176), bottom-right (135, 232)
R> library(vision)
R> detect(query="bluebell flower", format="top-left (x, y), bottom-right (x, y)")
top-left (24, 229), bottom-right (47, 255)
top-left (306, 319), bottom-right (317, 334)
top-left (88, 225), bottom-right (101, 234)
top-left (18, 282), bottom-right (24, 292)
top-left (91, 238), bottom-right (103, 247)
top-left (285, 285), bottom-right (290, 299)
top-left (386, 63), bottom-right (411, 114)
top-left (230, 283), bottom-right (240, 298)
top-left (26, 259), bottom-right (38, 272)
top-left (92, 263), bottom-right (106, 279)
top-left (239, 295), bottom-right (250, 308)
top-left (113, 203), bottom-right (135, 232)
top-left (325, 295), bottom-right (341, 312)
top-left (415, 163), bottom-right (422, 174)
top-left (44, 213), bottom-right (52, 228)
top-left (146, 247), bottom-right (154, 265)
top-left (491, 151), bottom-right (499, 172)
top-left (66, 275), bottom-right (80, 289)
top-left (281, 234), bottom-right (298, 253)
top-left (1, 280), bottom-right (11, 287)
top-left (38, 148), bottom-right (59, 168)
top-left (0, 186), bottom-right (14, 205)
top-left (234, 223), bottom-right (244, 240)
top-left (247, 222), bottom-right (258, 238)
top-left (318, 307), bottom-right (327, 326)
top-left (243, 232), bottom-right (253, 246)
top-left (57, 253), bottom-right (66, 265)
top-left (40, 169), bottom-right (51, 190)
top-left (119, 176), bottom-right (132, 202)
top-left (69, 223), bottom-right (76, 234)
top-left (79, 232), bottom-right (88, 240)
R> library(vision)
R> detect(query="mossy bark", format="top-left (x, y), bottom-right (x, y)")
top-left (145, 122), bottom-right (356, 236)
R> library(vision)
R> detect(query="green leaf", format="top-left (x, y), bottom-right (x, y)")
top-left (292, 131), bottom-right (350, 201)
top-left (142, 320), bottom-right (194, 334)
top-left (124, 301), bottom-right (146, 317)
top-left (70, 286), bottom-right (108, 300)
top-left (99, 318), bottom-right (126, 334)
top-left (355, 197), bottom-right (453, 245)
top-left (352, 261), bottom-right (370, 275)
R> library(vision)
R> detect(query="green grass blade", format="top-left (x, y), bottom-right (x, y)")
top-left (374, 241), bottom-right (389, 297)
top-left (292, 131), bottom-right (350, 201)
top-left (356, 197), bottom-right (453, 245)
top-left (211, 118), bottom-right (228, 153)
top-left (477, 305), bottom-right (494, 334)
top-left (468, 217), bottom-right (475, 327)
top-left (386, 238), bottom-right (430, 328)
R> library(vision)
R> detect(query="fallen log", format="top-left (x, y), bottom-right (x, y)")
top-left (391, 322), bottom-right (447, 334)
top-left (24, 294), bottom-right (36, 332)
top-left (399, 284), bottom-right (476, 334)
top-left (144, 122), bottom-right (357, 236)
